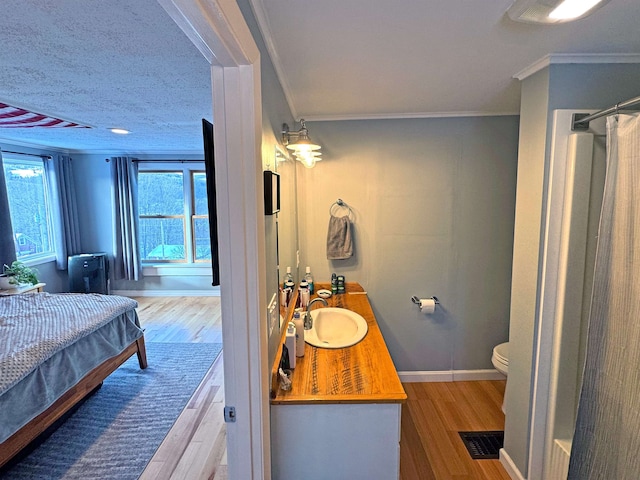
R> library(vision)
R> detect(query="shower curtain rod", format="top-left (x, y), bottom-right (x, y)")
top-left (1, 150), bottom-right (52, 159)
top-left (572, 94), bottom-right (640, 131)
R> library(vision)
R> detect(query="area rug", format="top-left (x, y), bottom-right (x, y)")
top-left (2, 342), bottom-right (222, 480)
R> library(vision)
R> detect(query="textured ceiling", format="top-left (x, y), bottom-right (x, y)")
top-left (0, 0), bottom-right (212, 154)
top-left (0, 0), bottom-right (639, 153)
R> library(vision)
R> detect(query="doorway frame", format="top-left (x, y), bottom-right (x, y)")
top-left (158, 1), bottom-right (269, 478)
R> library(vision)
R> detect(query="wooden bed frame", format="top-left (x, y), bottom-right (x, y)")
top-left (0, 335), bottom-right (147, 468)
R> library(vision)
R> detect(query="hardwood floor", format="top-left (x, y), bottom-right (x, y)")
top-left (134, 297), bottom-right (509, 480)
top-left (400, 381), bottom-right (511, 480)
top-left (135, 296), bottom-right (222, 344)
top-left (134, 296), bottom-right (228, 480)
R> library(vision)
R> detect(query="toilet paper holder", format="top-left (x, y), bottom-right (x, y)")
top-left (411, 295), bottom-right (439, 305)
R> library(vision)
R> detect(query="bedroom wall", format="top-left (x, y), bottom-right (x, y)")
top-left (297, 115), bottom-right (519, 372)
top-left (71, 152), bottom-right (214, 293)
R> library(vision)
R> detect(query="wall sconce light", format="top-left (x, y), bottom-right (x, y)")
top-left (282, 119), bottom-right (322, 168)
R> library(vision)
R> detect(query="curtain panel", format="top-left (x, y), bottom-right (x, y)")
top-left (0, 149), bottom-right (17, 269)
top-left (45, 154), bottom-right (82, 270)
top-left (111, 157), bottom-right (142, 281)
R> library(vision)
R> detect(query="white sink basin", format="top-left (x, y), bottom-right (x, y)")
top-left (304, 307), bottom-right (368, 349)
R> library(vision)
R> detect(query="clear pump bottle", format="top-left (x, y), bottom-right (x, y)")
top-left (283, 266), bottom-right (294, 287)
top-left (304, 266), bottom-right (314, 294)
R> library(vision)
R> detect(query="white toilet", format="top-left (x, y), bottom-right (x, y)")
top-left (491, 342), bottom-right (509, 413)
top-left (491, 342), bottom-right (509, 376)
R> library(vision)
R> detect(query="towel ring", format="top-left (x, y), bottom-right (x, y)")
top-left (330, 198), bottom-right (353, 219)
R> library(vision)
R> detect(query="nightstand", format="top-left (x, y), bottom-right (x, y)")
top-left (0, 282), bottom-right (46, 295)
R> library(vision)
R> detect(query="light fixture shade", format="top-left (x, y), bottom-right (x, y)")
top-left (507, 0), bottom-right (611, 24)
top-left (285, 135), bottom-right (321, 152)
top-left (282, 119), bottom-right (322, 167)
top-left (300, 157), bottom-right (316, 168)
top-left (295, 151), bottom-right (322, 168)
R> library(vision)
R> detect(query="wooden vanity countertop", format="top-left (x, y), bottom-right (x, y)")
top-left (272, 282), bottom-right (406, 405)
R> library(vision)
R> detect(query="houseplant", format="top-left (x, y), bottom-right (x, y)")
top-left (1, 261), bottom-right (39, 288)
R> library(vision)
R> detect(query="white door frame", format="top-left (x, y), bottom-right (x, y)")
top-left (158, 1), bottom-right (269, 478)
top-left (527, 110), bottom-right (597, 479)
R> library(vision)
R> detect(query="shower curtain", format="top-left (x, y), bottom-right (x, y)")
top-left (569, 113), bottom-right (640, 479)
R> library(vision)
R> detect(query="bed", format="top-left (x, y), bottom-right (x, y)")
top-left (0, 292), bottom-right (147, 467)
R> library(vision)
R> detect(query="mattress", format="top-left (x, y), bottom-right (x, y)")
top-left (0, 293), bottom-right (143, 443)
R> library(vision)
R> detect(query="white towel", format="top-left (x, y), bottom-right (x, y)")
top-left (326, 215), bottom-right (353, 260)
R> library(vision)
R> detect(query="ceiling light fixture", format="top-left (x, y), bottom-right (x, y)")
top-left (507, 0), bottom-right (611, 24)
top-left (110, 128), bottom-right (130, 135)
top-left (548, 0), bottom-right (605, 20)
top-left (282, 119), bottom-right (322, 167)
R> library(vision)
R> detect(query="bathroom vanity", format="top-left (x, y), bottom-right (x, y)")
top-left (271, 282), bottom-right (406, 480)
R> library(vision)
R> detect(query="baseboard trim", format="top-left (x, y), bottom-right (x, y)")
top-left (500, 448), bottom-right (526, 480)
top-left (398, 369), bottom-right (506, 383)
top-left (112, 288), bottom-right (221, 297)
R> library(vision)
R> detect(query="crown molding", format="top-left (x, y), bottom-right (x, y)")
top-left (302, 111), bottom-right (520, 122)
top-left (68, 149), bottom-right (204, 156)
top-left (0, 137), bottom-right (203, 157)
top-left (514, 53), bottom-right (640, 81)
top-left (0, 138), bottom-right (71, 154)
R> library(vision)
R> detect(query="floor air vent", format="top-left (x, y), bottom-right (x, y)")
top-left (458, 431), bottom-right (504, 459)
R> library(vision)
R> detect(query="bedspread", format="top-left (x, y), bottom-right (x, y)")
top-left (0, 293), bottom-right (138, 395)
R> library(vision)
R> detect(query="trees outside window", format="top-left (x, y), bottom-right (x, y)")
top-left (3, 157), bottom-right (55, 261)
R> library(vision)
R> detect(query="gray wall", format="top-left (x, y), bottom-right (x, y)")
top-left (71, 152), bottom-right (214, 292)
top-left (504, 62), bottom-right (640, 478)
top-left (297, 116), bottom-right (519, 371)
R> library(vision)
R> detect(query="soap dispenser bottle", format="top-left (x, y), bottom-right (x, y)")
top-left (299, 280), bottom-right (310, 309)
top-left (285, 322), bottom-right (296, 368)
top-left (304, 266), bottom-right (314, 294)
top-left (293, 311), bottom-right (305, 357)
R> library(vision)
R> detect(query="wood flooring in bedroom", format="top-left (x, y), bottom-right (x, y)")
top-left (134, 296), bottom-right (509, 480)
top-left (134, 296), bottom-right (227, 480)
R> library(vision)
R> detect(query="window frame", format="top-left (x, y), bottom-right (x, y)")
top-left (190, 171), bottom-right (211, 264)
top-left (137, 162), bottom-right (210, 265)
top-left (2, 154), bottom-right (57, 264)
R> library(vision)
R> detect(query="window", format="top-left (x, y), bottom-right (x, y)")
top-left (3, 157), bottom-right (56, 261)
top-left (138, 164), bottom-right (211, 264)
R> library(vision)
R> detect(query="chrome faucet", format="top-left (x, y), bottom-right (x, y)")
top-left (304, 297), bottom-right (328, 330)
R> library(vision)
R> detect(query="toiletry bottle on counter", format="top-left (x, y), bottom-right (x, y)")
top-left (283, 266), bottom-right (294, 287)
top-left (293, 311), bottom-right (305, 357)
top-left (331, 273), bottom-right (338, 295)
top-left (304, 266), bottom-right (314, 294)
top-left (299, 280), bottom-right (310, 308)
top-left (337, 275), bottom-right (346, 294)
top-left (285, 322), bottom-right (296, 368)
